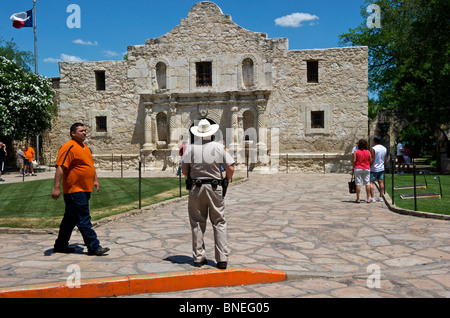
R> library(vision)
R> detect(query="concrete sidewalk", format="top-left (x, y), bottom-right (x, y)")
top-left (0, 171), bottom-right (449, 298)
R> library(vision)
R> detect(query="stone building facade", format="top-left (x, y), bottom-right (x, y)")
top-left (45, 1), bottom-right (369, 173)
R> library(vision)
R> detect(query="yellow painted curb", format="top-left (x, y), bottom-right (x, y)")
top-left (0, 268), bottom-right (286, 298)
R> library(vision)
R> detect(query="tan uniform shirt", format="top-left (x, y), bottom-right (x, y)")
top-left (181, 140), bottom-right (234, 179)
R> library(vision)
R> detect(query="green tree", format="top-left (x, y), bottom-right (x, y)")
top-left (339, 0), bottom-right (450, 128)
top-left (0, 37), bottom-right (34, 72)
top-left (0, 56), bottom-right (56, 140)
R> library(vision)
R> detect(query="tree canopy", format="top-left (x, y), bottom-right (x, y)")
top-left (339, 0), bottom-right (450, 128)
top-left (0, 37), bottom-right (34, 72)
top-left (0, 56), bottom-right (56, 140)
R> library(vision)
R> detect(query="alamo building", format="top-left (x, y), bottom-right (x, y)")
top-left (43, 1), bottom-right (369, 173)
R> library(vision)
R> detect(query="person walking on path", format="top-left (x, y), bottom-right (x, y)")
top-left (24, 144), bottom-right (37, 176)
top-left (0, 142), bottom-right (6, 182)
top-left (370, 136), bottom-right (387, 202)
top-left (182, 119), bottom-right (235, 269)
top-left (352, 139), bottom-right (372, 203)
top-left (396, 139), bottom-right (406, 174)
top-left (16, 146), bottom-right (27, 176)
top-left (51, 123), bottom-right (109, 256)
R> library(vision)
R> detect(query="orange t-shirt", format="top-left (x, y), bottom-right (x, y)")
top-left (24, 147), bottom-right (35, 162)
top-left (55, 139), bottom-right (96, 194)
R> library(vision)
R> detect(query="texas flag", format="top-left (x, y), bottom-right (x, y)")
top-left (10, 9), bottom-right (33, 29)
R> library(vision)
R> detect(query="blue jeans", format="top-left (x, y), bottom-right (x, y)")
top-left (54, 192), bottom-right (101, 253)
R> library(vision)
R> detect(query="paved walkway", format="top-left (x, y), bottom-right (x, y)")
top-left (0, 170), bottom-right (449, 298)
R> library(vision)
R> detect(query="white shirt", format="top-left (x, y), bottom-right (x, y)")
top-left (371, 144), bottom-right (387, 172)
top-left (397, 143), bottom-right (404, 156)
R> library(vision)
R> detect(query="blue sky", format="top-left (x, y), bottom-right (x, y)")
top-left (1, 0), bottom-right (367, 78)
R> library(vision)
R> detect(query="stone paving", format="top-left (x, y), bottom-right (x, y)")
top-left (0, 170), bottom-right (449, 298)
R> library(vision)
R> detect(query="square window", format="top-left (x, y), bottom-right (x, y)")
top-left (196, 62), bottom-right (212, 87)
top-left (307, 61), bottom-right (319, 83)
top-left (311, 111), bottom-right (324, 129)
top-left (96, 116), bottom-right (107, 132)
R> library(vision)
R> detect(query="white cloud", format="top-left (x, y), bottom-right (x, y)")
top-left (44, 54), bottom-right (88, 63)
top-left (275, 12), bottom-right (319, 27)
top-left (73, 39), bottom-right (98, 46)
top-left (103, 50), bottom-right (119, 57)
top-left (43, 57), bottom-right (61, 63)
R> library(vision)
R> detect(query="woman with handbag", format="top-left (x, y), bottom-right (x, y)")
top-left (352, 139), bottom-right (372, 203)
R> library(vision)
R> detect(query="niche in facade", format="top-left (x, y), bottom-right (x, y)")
top-left (156, 112), bottom-right (169, 146)
top-left (156, 62), bottom-right (167, 89)
top-left (242, 58), bottom-right (254, 88)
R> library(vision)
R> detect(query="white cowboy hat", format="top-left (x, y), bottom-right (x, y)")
top-left (190, 119), bottom-right (219, 137)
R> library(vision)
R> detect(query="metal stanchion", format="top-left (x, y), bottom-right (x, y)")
top-left (437, 176), bottom-right (443, 198)
top-left (391, 159), bottom-right (395, 205)
top-left (179, 168), bottom-right (182, 198)
top-left (286, 154), bottom-right (288, 173)
top-left (323, 154), bottom-right (326, 174)
top-left (139, 161), bottom-right (142, 210)
top-left (413, 161), bottom-right (417, 211)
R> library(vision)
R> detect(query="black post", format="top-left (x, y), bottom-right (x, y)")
top-left (121, 155), bottom-right (123, 178)
top-left (179, 170), bottom-right (182, 198)
top-left (286, 154), bottom-right (288, 173)
top-left (413, 162), bottom-right (417, 211)
top-left (423, 170), bottom-right (428, 188)
top-left (111, 154), bottom-right (114, 172)
top-left (246, 150), bottom-right (249, 178)
top-left (391, 159), bottom-right (395, 205)
top-left (139, 161), bottom-right (142, 210)
top-left (323, 154), bottom-right (326, 174)
top-left (438, 176), bottom-right (443, 198)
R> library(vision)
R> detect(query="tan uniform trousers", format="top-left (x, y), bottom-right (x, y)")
top-left (188, 183), bottom-right (228, 263)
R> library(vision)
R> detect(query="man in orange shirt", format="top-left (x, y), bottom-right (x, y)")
top-left (51, 123), bottom-right (109, 256)
top-left (24, 144), bottom-right (36, 176)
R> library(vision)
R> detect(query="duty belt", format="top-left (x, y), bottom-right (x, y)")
top-left (192, 179), bottom-right (221, 187)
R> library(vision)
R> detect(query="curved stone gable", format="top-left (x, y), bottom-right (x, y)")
top-left (142, 1), bottom-right (278, 57)
top-left (187, 1), bottom-right (224, 18)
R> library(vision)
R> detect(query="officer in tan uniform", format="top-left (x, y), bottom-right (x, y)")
top-left (182, 119), bottom-right (235, 270)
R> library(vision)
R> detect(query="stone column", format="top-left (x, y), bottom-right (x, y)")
top-left (256, 95), bottom-right (267, 148)
top-left (256, 95), bottom-right (268, 166)
top-left (143, 103), bottom-right (154, 151)
top-left (168, 103), bottom-right (178, 149)
top-left (229, 95), bottom-right (239, 155)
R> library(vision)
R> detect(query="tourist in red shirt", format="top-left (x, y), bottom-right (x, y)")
top-left (352, 139), bottom-right (372, 203)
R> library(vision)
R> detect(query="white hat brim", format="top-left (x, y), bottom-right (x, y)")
top-left (190, 124), bottom-right (220, 137)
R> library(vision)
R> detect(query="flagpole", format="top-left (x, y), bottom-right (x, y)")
top-left (33, 0), bottom-right (40, 164)
top-left (33, 0), bottom-right (37, 74)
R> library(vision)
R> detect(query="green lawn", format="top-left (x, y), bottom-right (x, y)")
top-left (384, 173), bottom-right (449, 216)
top-left (0, 177), bottom-right (188, 228)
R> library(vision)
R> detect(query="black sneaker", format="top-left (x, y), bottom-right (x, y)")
top-left (54, 246), bottom-right (76, 254)
top-left (217, 262), bottom-right (227, 270)
top-left (193, 259), bottom-right (207, 267)
top-left (88, 247), bottom-right (110, 256)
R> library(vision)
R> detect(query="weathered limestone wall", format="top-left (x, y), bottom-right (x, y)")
top-left (56, 60), bottom-right (143, 168)
top-left (44, 1), bottom-right (368, 173)
top-left (270, 47), bottom-right (368, 155)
